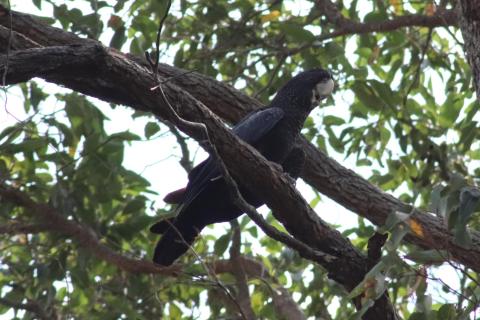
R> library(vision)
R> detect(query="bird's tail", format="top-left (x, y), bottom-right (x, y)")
top-left (152, 219), bottom-right (202, 266)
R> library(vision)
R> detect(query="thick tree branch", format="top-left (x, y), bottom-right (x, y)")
top-left (0, 6), bottom-right (479, 276)
top-left (284, 3), bottom-right (458, 56)
top-left (0, 43), bottom-right (395, 318)
top-left (315, 0), bottom-right (457, 36)
top-left (0, 185), bottom-right (178, 275)
top-left (0, 221), bottom-right (53, 234)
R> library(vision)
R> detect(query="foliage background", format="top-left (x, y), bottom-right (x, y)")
top-left (0, 0), bottom-right (478, 319)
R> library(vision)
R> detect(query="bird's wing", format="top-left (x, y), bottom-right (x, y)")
top-left (177, 107), bottom-right (285, 211)
top-left (232, 107), bottom-right (284, 143)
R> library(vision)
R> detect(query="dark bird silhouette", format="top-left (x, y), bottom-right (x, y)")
top-left (151, 69), bottom-right (334, 266)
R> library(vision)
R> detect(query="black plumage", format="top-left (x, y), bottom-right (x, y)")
top-left (151, 69), bottom-right (334, 266)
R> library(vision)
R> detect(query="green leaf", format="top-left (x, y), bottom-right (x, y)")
top-left (213, 233), bottom-right (230, 256)
top-left (348, 261), bottom-right (386, 299)
top-left (323, 115), bottom-right (345, 126)
top-left (109, 26), bottom-right (127, 49)
top-left (247, 226), bottom-right (258, 238)
top-left (454, 186), bottom-right (480, 248)
top-left (278, 22), bottom-right (315, 43)
top-left (168, 302), bottom-right (182, 319)
top-left (123, 196), bottom-right (148, 214)
top-left (110, 131), bottom-right (140, 141)
top-left (438, 94), bottom-right (463, 128)
top-left (144, 122), bottom-right (161, 139)
top-left (0, 138), bottom-right (48, 154)
top-left (30, 82), bottom-right (48, 110)
top-left (386, 223), bottom-right (410, 251)
top-left (406, 249), bottom-right (447, 264)
top-left (458, 186), bottom-right (480, 225)
top-left (112, 215), bottom-right (156, 240)
top-left (429, 184), bottom-right (444, 215)
top-left (32, 0), bottom-right (42, 9)
top-left (0, 125), bottom-right (22, 143)
top-left (369, 80), bottom-right (398, 107)
top-left (437, 304), bottom-right (457, 319)
top-left (351, 80), bottom-right (384, 111)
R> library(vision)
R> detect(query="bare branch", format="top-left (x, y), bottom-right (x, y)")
top-left (166, 123), bottom-right (194, 173)
top-left (314, 0), bottom-right (457, 37)
top-left (229, 221), bottom-right (256, 320)
top-left (0, 185), bottom-right (178, 275)
top-left (0, 221), bottom-right (52, 235)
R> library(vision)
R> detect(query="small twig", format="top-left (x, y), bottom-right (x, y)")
top-left (230, 221), bottom-right (241, 259)
top-left (229, 221), bottom-right (256, 319)
top-left (254, 54), bottom-right (286, 98)
top-left (156, 83), bottom-right (208, 141)
top-left (0, 185), bottom-right (178, 275)
top-left (163, 215), bottom-right (249, 320)
top-left (0, 221), bottom-right (53, 235)
top-left (402, 27), bottom-right (433, 106)
top-left (147, 12), bottom-right (246, 314)
top-left (398, 256), bottom-right (477, 307)
top-left (144, 9), bottom-right (248, 315)
top-left (434, 249), bottom-right (480, 288)
top-left (2, 0), bottom-right (13, 118)
top-left (210, 256), bottom-right (309, 320)
top-left (150, 70), bottom-right (196, 90)
top-left (207, 138), bottom-right (336, 265)
top-left (166, 123), bottom-right (193, 173)
top-left (56, 134), bottom-right (124, 174)
top-left (152, 0), bottom-right (172, 80)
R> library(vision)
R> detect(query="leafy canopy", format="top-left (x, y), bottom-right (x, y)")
top-left (0, 0), bottom-right (478, 319)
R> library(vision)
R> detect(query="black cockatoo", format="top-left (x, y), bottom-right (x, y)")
top-left (151, 69), bottom-right (334, 266)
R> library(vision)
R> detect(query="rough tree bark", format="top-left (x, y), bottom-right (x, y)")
top-left (459, 0), bottom-right (480, 101)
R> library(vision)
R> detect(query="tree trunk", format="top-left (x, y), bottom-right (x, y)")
top-left (458, 0), bottom-right (480, 101)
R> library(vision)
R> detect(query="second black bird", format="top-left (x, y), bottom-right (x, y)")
top-left (151, 69), bottom-right (334, 266)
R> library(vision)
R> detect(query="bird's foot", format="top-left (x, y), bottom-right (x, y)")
top-left (268, 161), bottom-right (297, 186)
top-left (269, 161), bottom-right (284, 172)
top-left (284, 173), bottom-right (297, 186)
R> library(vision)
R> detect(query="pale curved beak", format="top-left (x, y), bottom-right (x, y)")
top-left (317, 79), bottom-right (335, 98)
top-left (311, 79), bottom-right (334, 105)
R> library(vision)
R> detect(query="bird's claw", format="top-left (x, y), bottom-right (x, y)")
top-left (285, 173), bottom-right (297, 186)
top-left (269, 161), bottom-right (296, 186)
top-left (269, 161), bottom-right (283, 172)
